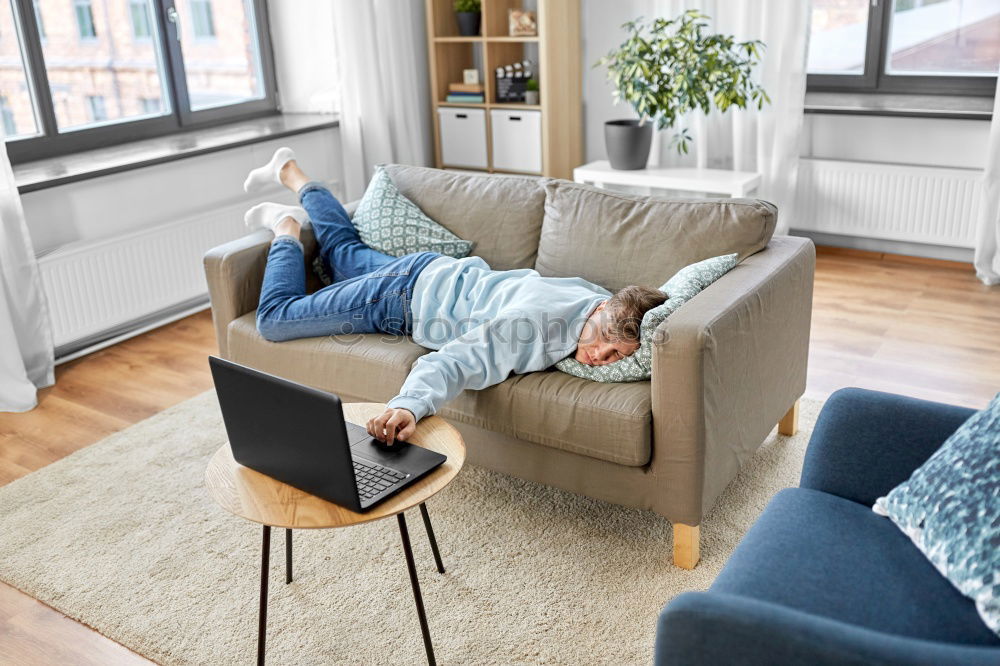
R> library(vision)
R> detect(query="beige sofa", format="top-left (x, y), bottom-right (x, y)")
top-left (204, 165), bottom-right (815, 569)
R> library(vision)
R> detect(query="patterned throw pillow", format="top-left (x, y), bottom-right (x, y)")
top-left (554, 253), bottom-right (739, 382)
top-left (353, 166), bottom-right (473, 260)
top-left (873, 394), bottom-right (1000, 637)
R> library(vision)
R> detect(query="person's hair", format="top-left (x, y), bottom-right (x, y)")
top-left (602, 285), bottom-right (668, 342)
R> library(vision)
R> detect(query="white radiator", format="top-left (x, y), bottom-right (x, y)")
top-left (794, 158), bottom-right (984, 248)
top-left (38, 202), bottom-right (248, 350)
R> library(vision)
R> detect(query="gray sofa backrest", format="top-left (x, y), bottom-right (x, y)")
top-left (535, 180), bottom-right (778, 291)
top-left (382, 166), bottom-right (777, 291)
top-left (383, 164), bottom-right (546, 270)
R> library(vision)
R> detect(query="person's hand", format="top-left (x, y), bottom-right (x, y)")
top-left (366, 407), bottom-right (416, 446)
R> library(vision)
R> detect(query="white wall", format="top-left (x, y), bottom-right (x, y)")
top-left (23, 128), bottom-right (342, 256)
top-left (801, 115), bottom-right (990, 170)
top-left (582, 0), bottom-right (685, 166)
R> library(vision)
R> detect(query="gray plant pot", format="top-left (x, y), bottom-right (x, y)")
top-left (524, 90), bottom-right (539, 105)
top-left (604, 120), bottom-right (653, 170)
top-left (456, 11), bottom-right (481, 36)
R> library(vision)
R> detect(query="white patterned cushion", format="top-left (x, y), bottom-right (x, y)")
top-left (353, 166), bottom-right (473, 259)
top-left (554, 254), bottom-right (739, 382)
top-left (874, 394), bottom-right (1000, 636)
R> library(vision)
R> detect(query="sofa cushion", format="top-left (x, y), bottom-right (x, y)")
top-left (229, 311), bottom-right (652, 467)
top-left (713, 488), bottom-right (1000, 646)
top-left (554, 253), bottom-right (739, 382)
top-left (383, 164), bottom-right (546, 270)
top-left (352, 166), bottom-right (473, 259)
top-left (535, 179), bottom-right (776, 291)
top-left (439, 368), bottom-right (652, 467)
top-left (227, 313), bottom-right (430, 403)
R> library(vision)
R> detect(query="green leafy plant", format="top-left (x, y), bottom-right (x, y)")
top-left (596, 10), bottom-right (770, 154)
top-left (453, 0), bottom-right (480, 12)
top-left (526, 78), bottom-right (539, 91)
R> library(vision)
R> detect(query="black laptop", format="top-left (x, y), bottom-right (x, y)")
top-left (209, 356), bottom-right (446, 512)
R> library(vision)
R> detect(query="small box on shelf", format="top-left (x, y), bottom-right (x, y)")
top-left (438, 107), bottom-right (487, 169)
top-left (508, 9), bottom-right (536, 36)
top-left (490, 108), bottom-right (541, 174)
top-left (494, 59), bottom-right (534, 103)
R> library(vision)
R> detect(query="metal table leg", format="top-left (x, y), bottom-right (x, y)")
top-left (285, 528), bottom-right (293, 584)
top-left (398, 512), bottom-right (436, 666)
top-left (419, 503), bottom-right (445, 574)
top-left (258, 525), bottom-right (271, 666)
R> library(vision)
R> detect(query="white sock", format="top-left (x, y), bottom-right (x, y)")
top-left (243, 147), bottom-right (296, 193)
top-left (244, 202), bottom-right (308, 233)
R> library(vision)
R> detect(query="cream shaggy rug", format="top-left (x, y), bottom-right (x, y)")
top-left (0, 392), bottom-right (821, 665)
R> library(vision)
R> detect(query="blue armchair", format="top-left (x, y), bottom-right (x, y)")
top-left (656, 388), bottom-right (1000, 665)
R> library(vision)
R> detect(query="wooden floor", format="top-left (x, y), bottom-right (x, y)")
top-left (0, 248), bottom-right (998, 664)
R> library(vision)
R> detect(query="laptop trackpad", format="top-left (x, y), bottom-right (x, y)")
top-left (347, 422), bottom-right (445, 470)
top-left (353, 439), bottom-right (415, 467)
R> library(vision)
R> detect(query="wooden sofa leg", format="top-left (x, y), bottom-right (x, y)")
top-left (779, 399), bottom-right (800, 436)
top-left (673, 524), bottom-right (700, 570)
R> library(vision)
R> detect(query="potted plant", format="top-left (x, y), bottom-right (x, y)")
top-left (454, 0), bottom-right (481, 37)
top-left (524, 78), bottom-right (539, 105)
top-left (597, 10), bottom-right (770, 170)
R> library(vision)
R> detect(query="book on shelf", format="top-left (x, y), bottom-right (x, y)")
top-left (445, 94), bottom-right (485, 103)
top-left (448, 82), bottom-right (485, 93)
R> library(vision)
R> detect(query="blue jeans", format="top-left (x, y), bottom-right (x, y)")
top-left (256, 182), bottom-right (441, 342)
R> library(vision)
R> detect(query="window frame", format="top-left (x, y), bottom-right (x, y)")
top-left (6, 0), bottom-right (279, 164)
top-left (807, 0), bottom-right (998, 97)
top-left (31, 0), bottom-right (44, 39)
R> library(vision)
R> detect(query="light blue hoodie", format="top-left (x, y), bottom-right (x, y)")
top-left (386, 256), bottom-right (610, 421)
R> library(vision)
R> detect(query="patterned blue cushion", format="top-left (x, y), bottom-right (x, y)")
top-left (554, 253), bottom-right (739, 382)
top-left (353, 166), bottom-right (473, 259)
top-left (874, 393), bottom-right (1000, 636)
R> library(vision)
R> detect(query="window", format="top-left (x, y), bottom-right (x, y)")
top-left (1, 96), bottom-right (17, 136)
top-left (74, 0), bottom-right (96, 40)
top-left (140, 97), bottom-right (160, 114)
top-left (189, 0), bottom-right (215, 39)
top-left (86, 94), bottom-right (105, 121)
top-left (177, 0), bottom-right (264, 110)
top-left (808, 0), bottom-right (999, 95)
top-left (0, 1), bottom-right (40, 139)
top-left (3, 0), bottom-right (277, 163)
top-left (130, 0), bottom-right (152, 40)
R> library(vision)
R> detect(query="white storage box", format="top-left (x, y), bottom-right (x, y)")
top-left (438, 107), bottom-right (488, 169)
top-left (490, 109), bottom-right (541, 174)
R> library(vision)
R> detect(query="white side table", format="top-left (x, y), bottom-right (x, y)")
top-left (573, 160), bottom-right (761, 198)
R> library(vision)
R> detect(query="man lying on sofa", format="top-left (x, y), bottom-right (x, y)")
top-left (242, 148), bottom-right (667, 445)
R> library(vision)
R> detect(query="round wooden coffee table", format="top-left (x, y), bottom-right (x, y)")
top-left (205, 403), bottom-right (465, 666)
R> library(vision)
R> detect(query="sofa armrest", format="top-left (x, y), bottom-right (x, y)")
top-left (202, 200), bottom-right (359, 357)
top-left (203, 230), bottom-right (273, 357)
top-left (656, 592), bottom-right (999, 666)
top-left (799, 388), bottom-right (974, 506)
top-left (649, 236), bottom-right (815, 526)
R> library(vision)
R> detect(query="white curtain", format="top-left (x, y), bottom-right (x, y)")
top-left (642, 0), bottom-right (811, 234)
top-left (973, 70), bottom-right (1000, 286)
top-left (331, 0), bottom-right (433, 201)
top-left (0, 138), bottom-right (54, 412)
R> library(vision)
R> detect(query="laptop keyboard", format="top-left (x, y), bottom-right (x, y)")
top-left (353, 457), bottom-right (409, 502)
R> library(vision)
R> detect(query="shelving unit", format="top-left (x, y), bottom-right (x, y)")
top-left (424, 0), bottom-right (581, 178)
